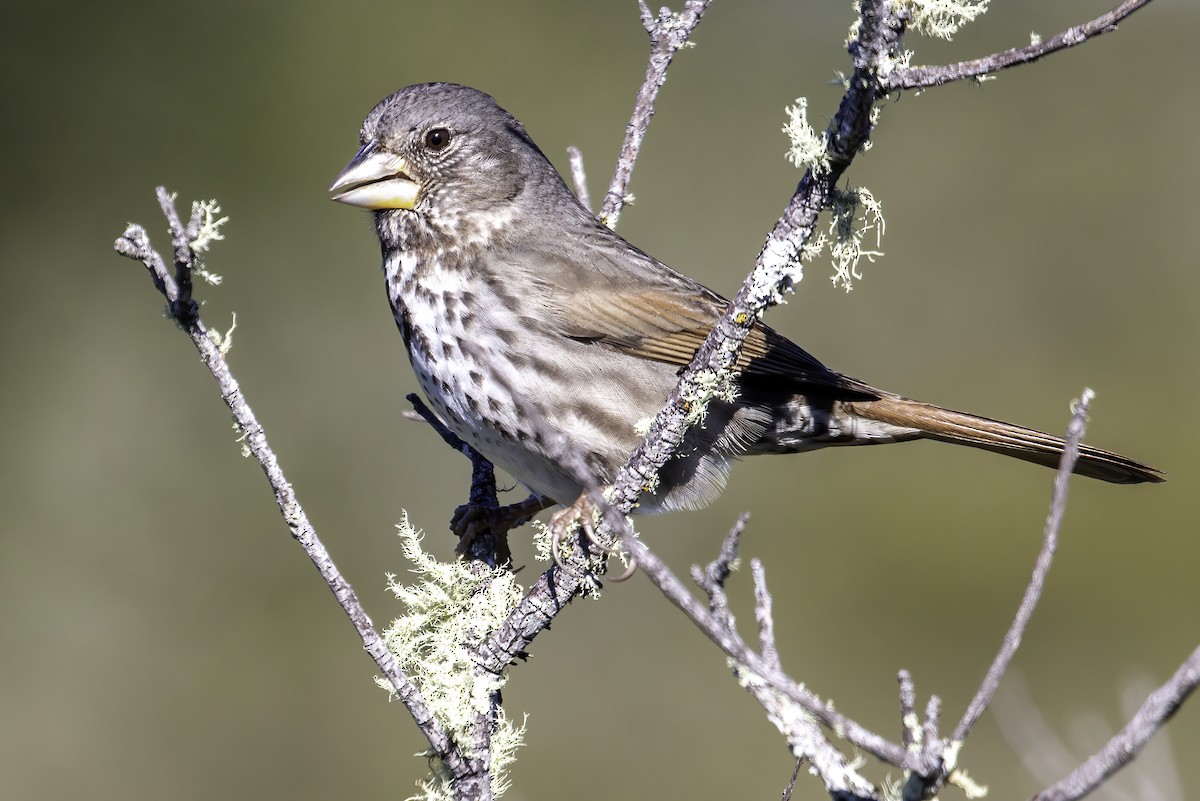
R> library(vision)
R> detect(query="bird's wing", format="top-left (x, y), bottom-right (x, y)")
top-left (537, 245), bottom-right (879, 401)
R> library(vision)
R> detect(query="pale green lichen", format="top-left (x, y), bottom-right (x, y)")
top-left (902, 710), bottom-right (923, 750)
top-left (801, 231), bottom-right (830, 264)
top-left (380, 514), bottom-right (526, 798)
top-left (949, 768), bottom-right (989, 799)
top-left (681, 368), bottom-right (739, 428)
top-left (529, 507), bottom-right (633, 594)
top-left (529, 520), bottom-right (606, 597)
top-left (880, 773), bottom-right (903, 801)
top-left (632, 415), bottom-right (656, 438)
top-left (850, 0), bottom-right (988, 78)
top-left (207, 311), bottom-right (237, 356)
top-left (189, 199), bottom-right (228, 286)
top-left (827, 186), bottom-right (885, 292)
top-left (783, 98), bottom-right (831, 174)
top-left (900, 0), bottom-right (990, 40)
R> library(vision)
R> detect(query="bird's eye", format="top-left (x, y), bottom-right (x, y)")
top-left (424, 127), bottom-right (452, 151)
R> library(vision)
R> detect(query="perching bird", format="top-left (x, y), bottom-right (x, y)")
top-left (330, 82), bottom-right (1161, 514)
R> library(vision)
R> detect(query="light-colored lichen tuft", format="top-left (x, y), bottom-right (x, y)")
top-left (207, 312), bottom-right (237, 356)
top-left (783, 98), bottom-right (831, 174)
top-left (381, 514), bottom-right (525, 798)
top-left (901, 0), bottom-right (990, 40)
top-left (530, 510), bottom-right (631, 596)
top-left (189, 199), bottom-right (228, 285)
top-left (827, 186), bottom-right (885, 292)
top-left (949, 768), bottom-right (989, 799)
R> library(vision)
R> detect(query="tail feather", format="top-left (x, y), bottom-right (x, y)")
top-left (848, 396), bottom-right (1164, 485)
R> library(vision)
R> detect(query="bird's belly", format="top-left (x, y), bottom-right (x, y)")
top-left (407, 330), bottom-right (589, 505)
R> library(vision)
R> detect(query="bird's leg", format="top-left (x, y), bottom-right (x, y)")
top-left (548, 493), bottom-right (638, 582)
top-left (451, 493), bottom-right (553, 561)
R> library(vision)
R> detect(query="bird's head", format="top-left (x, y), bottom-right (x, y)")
top-left (330, 82), bottom-right (565, 248)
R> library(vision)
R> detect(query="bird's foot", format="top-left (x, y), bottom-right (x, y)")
top-left (548, 494), bottom-right (637, 582)
top-left (451, 494), bottom-right (552, 564)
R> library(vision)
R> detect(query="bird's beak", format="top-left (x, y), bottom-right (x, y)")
top-left (329, 142), bottom-right (420, 210)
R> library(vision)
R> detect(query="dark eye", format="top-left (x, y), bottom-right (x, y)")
top-left (424, 127), bottom-right (452, 151)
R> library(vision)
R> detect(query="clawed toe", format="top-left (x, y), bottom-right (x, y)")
top-left (547, 494), bottom-right (637, 580)
top-left (450, 494), bottom-right (553, 562)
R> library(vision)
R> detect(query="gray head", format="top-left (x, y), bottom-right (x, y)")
top-left (330, 83), bottom-right (572, 245)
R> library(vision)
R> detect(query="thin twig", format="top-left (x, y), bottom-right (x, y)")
top-left (898, 670), bottom-right (917, 752)
top-left (624, 528), bottom-right (909, 770)
top-left (566, 146), bottom-right (591, 212)
top-left (922, 695), bottom-right (941, 760)
top-left (599, 0), bottom-right (713, 229)
top-left (1032, 646), bottom-right (1200, 801)
top-left (751, 559), bottom-right (780, 671)
top-left (900, 694), bottom-right (944, 801)
top-left (691, 513), bottom-right (748, 622)
top-left (882, 0), bottom-right (1154, 91)
top-left (991, 675), bottom-right (1110, 792)
top-left (952, 389), bottom-right (1094, 744)
top-left (781, 757), bottom-right (804, 801)
top-left (113, 192), bottom-right (477, 787)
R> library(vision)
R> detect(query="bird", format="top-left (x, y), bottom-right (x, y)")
top-left (329, 82), bottom-right (1162, 517)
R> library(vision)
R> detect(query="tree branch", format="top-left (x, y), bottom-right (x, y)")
top-left (113, 190), bottom-right (481, 792)
top-left (1033, 645), bottom-right (1200, 801)
top-left (882, 0), bottom-right (1154, 91)
top-left (478, 0), bottom-right (716, 675)
top-left (566, 146), bottom-right (591, 212)
top-left (952, 390), bottom-right (1094, 744)
top-left (598, 0), bottom-right (713, 229)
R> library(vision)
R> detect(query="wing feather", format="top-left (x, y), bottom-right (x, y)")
top-left (530, 242), bottom-right (877, 401)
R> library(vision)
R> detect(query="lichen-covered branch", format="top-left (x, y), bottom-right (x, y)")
top-left (882, 0), bottom-right (1154, 91)
top-left (113, 190), bottom-right (483, 795)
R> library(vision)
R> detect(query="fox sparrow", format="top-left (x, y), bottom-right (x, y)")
top-left (330, 82), bottom-right (1161, 514)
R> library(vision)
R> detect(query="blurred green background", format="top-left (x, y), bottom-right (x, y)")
top-left (3, 1), bottom-right (1197, 799)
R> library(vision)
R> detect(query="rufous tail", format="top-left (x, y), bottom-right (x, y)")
top-left (851, 396), bottom-right (1164, 484)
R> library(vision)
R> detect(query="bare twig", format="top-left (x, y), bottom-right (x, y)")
top-left (882, 0), bottom-right (1154, 91)
top-left (992, 675), bottom-right (1127, 796)
top-left (113, 191), bottom-right (480, 792)
top-left (623, 525), bottom-right (908, 773)
top-left (781, 757), bottom-right (804, 801)
top-left (751, 559), bottom-right (780, 671)
top-left (952, 390), bottom-right (1094, 744)
top-left (566, 146), bottom-right (591, 212)
top-left (599, 0), bottom-right (713, 228)
top-left (692, 513), bottom-right (747, 622)
top-left (923, 695), bottom-right (941, 758)
top-left (1033, 646), bottom-right (1200, 801)
top-left (899, 670), bottom-right (918, 752)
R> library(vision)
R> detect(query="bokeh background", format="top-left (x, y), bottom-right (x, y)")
top-left (3, 2), bottom-right (1197, 799)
